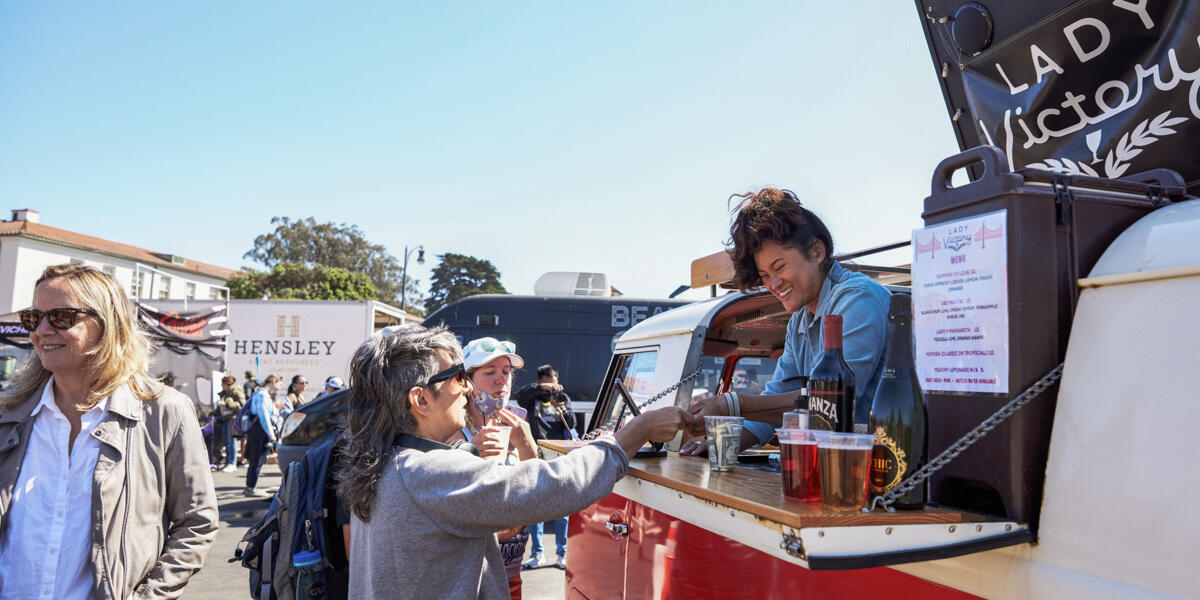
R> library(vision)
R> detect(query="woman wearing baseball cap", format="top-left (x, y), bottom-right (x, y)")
top-left (447, 337), bottom-right (538, 600)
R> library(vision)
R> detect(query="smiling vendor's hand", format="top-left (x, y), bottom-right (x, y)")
top-left (678, 439), bottom-right (708, 457)
top-left (688, 392), bottom-right (729, 421)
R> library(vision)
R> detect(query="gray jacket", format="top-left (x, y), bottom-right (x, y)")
top-left (0, 380), bottom-right (219, 600)
top-left (350, 437), bottom-right (629, 599)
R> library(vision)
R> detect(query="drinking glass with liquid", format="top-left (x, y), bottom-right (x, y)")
top-left (778, 428), bottom-right (821, 503)
top-left (816, 431), bottom-right (875, 511)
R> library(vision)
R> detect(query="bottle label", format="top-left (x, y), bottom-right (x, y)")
top-left (870, 426), bottom-right (908, 494)
top-left (807, 391), bottom-right (839, 430)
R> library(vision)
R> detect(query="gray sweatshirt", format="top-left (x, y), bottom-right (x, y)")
top-left (349, 437), bottom-right (629, 599)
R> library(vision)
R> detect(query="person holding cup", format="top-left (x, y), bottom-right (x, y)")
top-left (336, 325), bottom-right (694, 600)
top-left (446, 336), bottom-right (537, 599)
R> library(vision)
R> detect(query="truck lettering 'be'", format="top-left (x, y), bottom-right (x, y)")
top-left (612, 305), bottom-right (655, 328)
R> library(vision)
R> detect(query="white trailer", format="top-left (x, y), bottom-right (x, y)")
top-left (226, 300), bottom-right (406, 400)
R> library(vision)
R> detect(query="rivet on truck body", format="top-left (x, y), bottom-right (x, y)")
top-left (949, 525), bottom-right (957, 533)
top-left (885, 527), bottom-right (893, 535)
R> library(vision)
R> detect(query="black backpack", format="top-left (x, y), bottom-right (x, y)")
top-left (236, 433), bottom-right (349, 600)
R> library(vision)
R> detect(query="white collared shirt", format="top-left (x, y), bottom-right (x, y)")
top-left (0, 377), bottom-right (109, 600)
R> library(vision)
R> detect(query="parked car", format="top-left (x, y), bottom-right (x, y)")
top-left (276, 388), bottom-right (349, 472)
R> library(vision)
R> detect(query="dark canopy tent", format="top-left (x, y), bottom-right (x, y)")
top-left (138, 301), bottom-right (230, 418)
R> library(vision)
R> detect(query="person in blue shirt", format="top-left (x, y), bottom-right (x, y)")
top-left (684, 188), bottom-right (891, 454)
top-left (243, 373), bottom-right (282, 496)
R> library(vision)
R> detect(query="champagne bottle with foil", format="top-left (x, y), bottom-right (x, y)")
top-left (807, 314), bottom-right (855, 432)
top-left (868, 294), bottom-right (928, 509)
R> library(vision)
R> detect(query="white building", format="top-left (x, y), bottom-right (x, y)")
top-left (0, 209), bottom-right (236, 314)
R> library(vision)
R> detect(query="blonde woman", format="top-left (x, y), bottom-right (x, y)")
top-left (0, 264), bottom-right (217, 600)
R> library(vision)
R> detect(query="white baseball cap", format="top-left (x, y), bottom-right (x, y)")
top-left (325, 376), bottom-right (345, 389)
top-left (463, 337), bottom-right (524, 371)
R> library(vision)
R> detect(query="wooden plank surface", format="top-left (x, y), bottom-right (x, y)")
top-left (690, 249), bottom-right (735, 289)
top-left (541, 440), bottom-right (964, 529)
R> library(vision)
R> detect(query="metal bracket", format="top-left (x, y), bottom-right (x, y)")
top-left (1147, 184), bottom-right (1167, 208)
top-left (1052, 174), bottom-right (1073, 226)
top-left (780, 531), bottom-right (807, 560)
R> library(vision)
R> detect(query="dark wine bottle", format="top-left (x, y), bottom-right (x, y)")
top-left (868, 294), bottom-right (928, 509)
top-left (807, 314), bottom-right (855, 433)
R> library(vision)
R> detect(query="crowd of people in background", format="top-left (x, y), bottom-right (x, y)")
top-left (187, 368), bottom-right (348, 493)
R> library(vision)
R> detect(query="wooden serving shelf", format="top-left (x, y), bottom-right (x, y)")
top-left (541, 440), bottom-right (960, 529)
top-left (542, 439), bottom-right (1031, 570)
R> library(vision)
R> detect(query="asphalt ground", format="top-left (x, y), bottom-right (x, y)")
top-left (182, 466), bottom-right (567, 599)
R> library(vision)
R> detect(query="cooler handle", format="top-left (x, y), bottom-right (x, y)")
top-left (1118, 169), bottom-right (1188, 196)
top-left (931, 145), bottom-right (1010, 196)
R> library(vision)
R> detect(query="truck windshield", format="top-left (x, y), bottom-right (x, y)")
top-left (597, 350), bottom-right (659, 431)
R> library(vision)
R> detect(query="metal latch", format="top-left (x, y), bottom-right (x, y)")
top-left (780, 531), bottom-right (806, 559)
top-left (605, 520), bottom-right (629, 537)
top-left (1147, 184), bottom-right (1167, 208)
top-left (1052, 174), bottom-right (1072, 226)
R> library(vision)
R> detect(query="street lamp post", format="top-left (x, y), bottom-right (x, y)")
top-left (401, 244), bottom-right (425, 319)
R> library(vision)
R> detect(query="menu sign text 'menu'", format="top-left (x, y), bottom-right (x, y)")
top-left (911, 210), bottom-right (1010, 395)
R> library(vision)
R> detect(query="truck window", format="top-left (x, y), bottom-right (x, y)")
top-left (729, 356), bottom-right (777, 395)
top-left (595, 350), bottom-right (659, 431)
top-left (693, 356), bottom-right (724, 399)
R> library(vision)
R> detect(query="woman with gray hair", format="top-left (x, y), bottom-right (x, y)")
top-left (337, 324), bottom-right (694, 599)
top-left (0, 264), bottom-right (217, 599)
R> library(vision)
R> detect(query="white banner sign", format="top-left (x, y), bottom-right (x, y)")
top-left (911, 210), bottom-right (1009, 395)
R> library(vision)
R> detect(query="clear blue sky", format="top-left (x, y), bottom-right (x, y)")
top-left (0, 2), bottom-right (960, 304)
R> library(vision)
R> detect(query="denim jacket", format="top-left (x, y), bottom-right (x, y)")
top-left (744, 262), bottom-right (891, 444)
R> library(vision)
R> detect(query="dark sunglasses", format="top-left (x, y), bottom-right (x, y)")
top-left (19, 307), bottom-right (101, 332)
top-left (423, 362), bottom-right (469, 388)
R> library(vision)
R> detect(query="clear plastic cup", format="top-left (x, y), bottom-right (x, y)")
top-left (816, 432), bottom-right (875, 511)
top-left (483, 425), bottom-right (512, 461)
top-left (777, 428), bottom-right (821, 503)
top-left (704, 416), bottom-right (744, 472)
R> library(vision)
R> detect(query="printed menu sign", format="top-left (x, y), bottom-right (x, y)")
top-left (911, 210), bottom-right (1009, 395)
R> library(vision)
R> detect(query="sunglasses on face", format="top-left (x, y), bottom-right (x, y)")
top-left (20, 307), bottom-right (101, 332)
top-left (423, 362), bottom-right (469, 389)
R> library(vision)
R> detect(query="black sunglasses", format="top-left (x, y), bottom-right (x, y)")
top-left (19, 307), bottom-right (101, 332)
top-left (423, 362), bottom-right (468, 388)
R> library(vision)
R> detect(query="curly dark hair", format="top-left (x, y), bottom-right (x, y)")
top-left (726, 188), bottom-right (834, 291)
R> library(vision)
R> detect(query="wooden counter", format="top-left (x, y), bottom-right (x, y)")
top-left (541, 440), bottom-right (961, 529)
top-left (541, 440), bottom-right (1031, 570)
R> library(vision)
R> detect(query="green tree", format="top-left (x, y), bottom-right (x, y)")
top-left (227, 263), bottom-right (378, 301)
top-left (424, 253), bottom-right (508, 313)
top-left (243, 216), bottom-right (422, 312)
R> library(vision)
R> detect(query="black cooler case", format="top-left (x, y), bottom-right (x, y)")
top-left (920, 146), bottom-right (1189, 531)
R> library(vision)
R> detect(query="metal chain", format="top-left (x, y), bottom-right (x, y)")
top-left (867, 363), bottom-right (1065, 512)
top-left (582, 367), bottom-right (703, 440)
